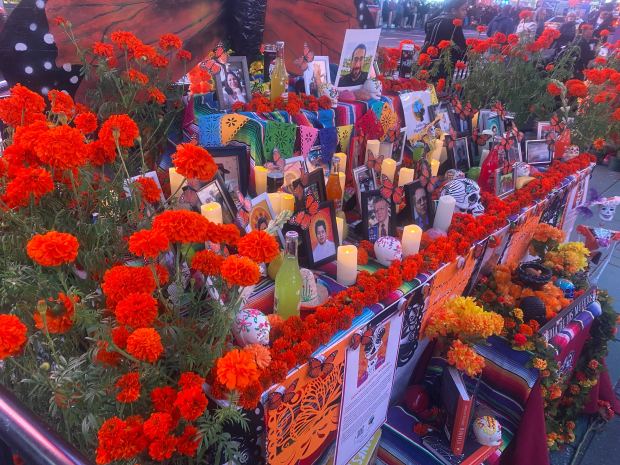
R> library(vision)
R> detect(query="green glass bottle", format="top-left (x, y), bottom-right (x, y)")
top-left (274, 231), bottom-right (302, 319)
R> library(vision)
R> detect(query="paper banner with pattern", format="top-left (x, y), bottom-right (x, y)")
top-left (264, 121), bottom-right (297, 159)
top-left (379, 103), bottom-right (399, 142)
top-left (319, 127), bottom-right (338, 162)
top-left (501, 208), bottom-right (543, 269)
top-left (220, 114), bottom-right (249, 144)
top-left (198, 114), bottom-right (222, 147)
top-left (337, 125), bottom-right (353, 154)
top-left (299, 125), bottom-right (320, 157)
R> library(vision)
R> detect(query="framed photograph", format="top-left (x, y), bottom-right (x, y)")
top-left (283, 156), bottom-right (306, 187)
top-left (303, 56), bottom-right (331, 96)
top-left (406, 180), bottom-right (434, 230)
top-left (205, 145), bottom-right (250, 196)
top-left (335, 28), bottom-right (381, 89)
top-left (401, 90), bottom-right (433, 139)
top-left (429, 102), bottom-right (458, 134)
top-left (124, 170), bottom-right (166, 205)
top-left (536, 121), bottom-right (552, 139)
top-left (290, 168), bottom-right (327, 212)
top-left (478, 109), bottom-right (504, 137)
top-left (196, 173), bottom-right (238, 225)
top-left (525, 139), bottom-right (554, 165)
top-left (505, 136), bottom-right (522, 164)
top-left (179, 178), bottom-right (210, 213)
top-left (215, 57), bottom-right (251, 110)
top-left (249, 193), bottom-right (275, 232)
top-left (353, 165), bottom-right (377, 211)
top-left (450, 137), bottom-right (471, 172)
top-left (361, 190), bottom-right (395, 242)
top-left (495, 167), bottom-right (516, 199)
top-left (392, 128), bottom-right (408, 165)
top-left (304, 201), bottom-right (339, 267)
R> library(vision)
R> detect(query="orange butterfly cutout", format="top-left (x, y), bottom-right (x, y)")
top-left (472, 127), bottom-right (492, 146)
top-left (290, 193), bottom-right (319, 230)
top-left (308, 350), bottom-right (337, 378)
top-left (366, 150), bottom-right (384, 173)
top-left (294, 42), bottom-right (315, 72)
top-left (265, 379), bottom-right (298, 410)
top-left (380, 175), bottom-right (405, 208)
top-left (202, 42), bottom-right (228, 75)
top-left (350, 327), bottom-right (374, 350)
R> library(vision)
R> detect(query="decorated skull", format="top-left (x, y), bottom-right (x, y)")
top-left (363, 78), bottom-right (383, 100)
top-left (319, 82), bottom-right (339, 107)
top-left (563, 145), bottom-right (580, 161)
top-left (599, 203), bottom-right (617, 222)
top-left (439, 178), bottom-right (485, 216)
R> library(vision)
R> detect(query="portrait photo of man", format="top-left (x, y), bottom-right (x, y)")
top-left (338, 43), bottom-right (368, 87)
top-left (335, 28), bottom-right (380, 90)
top-left (411, 184), bottom-right (431, 230)
top-left (312, 218), bottom-right (336, 262)
top-left (367, 195), bottom-right (392, 242)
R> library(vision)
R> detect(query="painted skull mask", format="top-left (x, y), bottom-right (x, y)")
top-left (439, 178), bottom-right (485, 216)
top-left (599, 204), bottom-right (617, 222)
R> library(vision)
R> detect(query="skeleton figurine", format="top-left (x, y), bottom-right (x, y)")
top-left (363, 326), bottom-right (387, 375)
top-left (439, 178), bottom-right (485, 216)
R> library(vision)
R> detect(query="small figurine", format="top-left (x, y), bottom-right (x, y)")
top-left (473, 416), bottom-right (502, 446)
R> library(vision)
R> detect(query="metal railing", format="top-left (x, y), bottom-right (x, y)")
top-left (0, 385), bottom-right (92, 465)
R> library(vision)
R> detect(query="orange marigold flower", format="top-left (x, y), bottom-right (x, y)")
top-left (547, 82), bottom-right (562, 96)
top-left (438, 40), bottom-right (452, 49)
top-left (125, 69), bottom-right (149, 85)
top-left (34, 125), bottom-right (87, 170)
top-left (85, 140), bottom-right (116, 166)
top-left (614, 108), bottom-right (620, 121)
top-left (148, 435), bottom-right (178, 461)
top-left (0, 315), bottom-right (28, 360)
top-left (133, 176), bottom-right (162, 203)
top-left (593, 138), bottom-right (605, 150)
top-left (190, 249), bottom-right (223, 276)
top-left (244, 344), bottom-right (272, 369)
top-left (26, 231), bottom-right (79, 267)
top-left (95, 416), bottom-right (147, 465)
top-left (148, 87), bottom-right (166, 104)
top-left (115, 372), bottom-right (141, 403)
top-left (1, 167), bottom-right (54, 209)
top-left (150, 54), bottom-right (170, 68)
top-left (357, 247), bottom-right (369, 265)
top-left (110, 31), bottom-right (141, 50)
top-left (143, 412), bottom-right (173, 440)
top-left (74, 111), bottom-right (98, 134)
top-left (151, 386), bottom-right (177, 413)
top-left (0, 84), bottom-right (46, 127)
top-left (176, 425), bottom-right (200, 457)
top-left (34, 292), bottom-right (77, 334)
top-left (172, 143), bottom-right (217, 182)
top-left (95, 341), bottom-right (121, 367)
top-left (102, 265), bottom-right (157, 307)
top-left (47, 90), bottom-right (74, 118)
top-left (112, 326), bottom-right (130, 349)
top-left (455, 60), bottom-right (467, 70)
top-left (236, 230), bottom-right (280, 263)
top-left (565, 79), bottom-right (588, 98)
top-left (174, 385), bottom-right (208, 421)
top-left (126, 327), bottom-right (163, 363)
top-left (13, 120), bottom-right (50, 153)
top-left (114, 292), bottom-right (158, 328)
top-left (519, 323), bottom-right (534, 336)
top-left (176, 49), bottom-right (192, 61)
top-left (220, 255), bottom-right (260, 287)
top-left (92, 42), bottom-right (114, 58)
top-left (128, 229), bottom-right (169, 259)
top-left (446, 339), bottom-right (485, 377)
top-left (159, 33), bottom-right (182, 50)
top-left (153, 263), bottom-right (170, 285)
top-left (599, 29), bottom-right (610, 37)
top-left (215, 348), bottom-right (260, 390)
top-left (98, 114), bottom-right (140, 151)
top-left (152, 210), bottom-right (210, 243)
top-left (178, 371), bottom-right (205, 390)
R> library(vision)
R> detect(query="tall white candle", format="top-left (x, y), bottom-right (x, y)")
top-left (168, 168), bottom-right (186, 198)
top-left (201, 202), bottom-right (223, 224)
top-left (430, 159), bottom-right (440, 177)
top-left (433, 195), bottom-right (456, 232)
top-left (366, 139), bottom-right (381, 162)
top-left (335, 152), bottom-right (347, 174)
top-left (268, 193), bottom-right (282, 215)
top-left (336, 217), bottom-right (345, 246)
top-left (254, 166), bottom-right (268, 195)
top-left (397, 168), bottom-right (415, 187)
top-left (337, 245), bottom-right (357, 286)
top-left (381, 158), bottom-right (397, 182)
top-left (280, 193), bottom-right (295, 213)
top-left (402, 224), bottom-right (422, 256)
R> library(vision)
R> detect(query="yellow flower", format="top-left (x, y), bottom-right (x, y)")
top-left (532, 358), bottom-right (547, 370)
top-left (512, 308), bottom-right (524, 320)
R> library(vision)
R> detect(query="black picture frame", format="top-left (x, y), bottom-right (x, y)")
top-left (495, 167), bottom-right (516, 199)
top-left (525, 140), bottom-right (554, 165)
top-left (196, 173), bottom-right (238, 225)
top-left (449, 136), bottom-right (471, 172)
top-left (303, 201), bottom-right (339, 267)
top-left (353, 165), bottom-right (377, 212)
top-left (361, 190), bottom-right (396, 242)
top-left (205, 145), bottom-right (250, 196)
top-left (290, 168), bottom-right (327, 213)
top-left (214, 56), bottom-right (251, 111)
top-left (405, 180), bottom-right (434, 231)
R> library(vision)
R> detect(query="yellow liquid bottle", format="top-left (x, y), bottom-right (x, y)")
top-left (274, 231), bottom-right (302, 319)
top-left (326, 158), bottom-right (343, 211)
top-left (270, 41), bottom-right (288, 101)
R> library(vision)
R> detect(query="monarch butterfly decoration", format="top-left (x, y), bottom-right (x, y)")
top-left (290, 192), bottom-right (320, 230)
top-left (201, 42), bottom-right (229, 75)
top-left (472, 127), bottom-right (492, 146)
top-left (366, 150), bottom-right (384, 173)
top-left (549, 114), bottom-right (566, 134)
top-left (294, 42), bottom-right (315, 72)
top-left (492, 101), bottom-right (506, 119)
top-left (350, 327), bottom-right (375, 350)
top-left (265, 379), bottom-right (299, 411)
top-left (379, 175), bottom-right (405, 209)
top-left (450, 95), bottom-right (475, 120)
top-left (308, 350), bottom-right (338, 378)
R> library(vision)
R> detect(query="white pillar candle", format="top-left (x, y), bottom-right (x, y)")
top-left (335, 152), bottom-right (347, 174)
top-left (268, 193), bottom-right (282, 215)
top-left (381, 158), bottom-right (397, 182)
top-left (366, 139), bottom-right (381, 162)
top-left (379, 141), bottom-right (393, 159)
top-left (433, 195), bottom-right (456, 232)
top-left (168, 168), bottom-right (186, 198)
top-left (280, 193), bottom-right (295, 213)
top-left (201, 202), bottom-right (223, 224)
top-left (336, 217), bottom-right (345, 246)
top-left (254, 166), bottom-right (268, 195)
top-left (397, 167), bottom-right (415, 187)
top-left (402, 224), bottom-right (422, 256)
top-left (430, 159), bottom-right (440, 177)
top-left (337, 245), bottom-right (357, 286)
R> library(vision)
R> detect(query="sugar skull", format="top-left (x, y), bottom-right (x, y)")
top-left (363, 325), bottom-right (387, 375)
top-left (439, 178), bottom-right (485, 216)
top-left (563, 145), bottom-right (580, 161)
top-left (599, 203), bottom-right (617, 222)
top-left (363, 78), bottom-right (383, 100)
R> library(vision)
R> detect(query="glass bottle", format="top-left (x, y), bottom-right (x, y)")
top-left (326, 158), bottom-right (343, 211)
top-left (263, 43), bottom-right (276, 83)
top-left (267, 148), bottom-right (285, 193)
top-left (270, 41), bottom-right (288, 101)
top-left (274, 231), bottom-right (302, 319)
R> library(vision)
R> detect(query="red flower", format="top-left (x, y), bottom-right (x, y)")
top-left (178, 371), bottom-right (205, 390)
top-left (151, 386), bottom-right (177, 413)
top-left (493, 32), bottom-right (507, 44)
top-left (438, 40), bottom-right (452, 50)
top-left (613, 108), bottom-right (620, 121)
top-left (220, 255), bottom-right (261, 287)
top-left (452, 18), bottom-right (463, 27)
top-left (148, 435), bottom-right (177, 461)
top-left (436, 78), bottom-right (446, 93)
top-left (545, 64), bottom-right (554, 72)
top-left (92, 42), bottom-right (113, 58)
top-left (126, 327), bottom-right (163, 363)
top-left (115, 372), bottom-right (141, 403)
top-left (174, 386), bottom-right (208, 421)
top-left (547, 82), bottom-right (562, 96)
top-left (125, 69), bottom-right (149, 85)
top-left (507, 34), bottom-right (519, 45)
top-left (102, 265), bottom-right (156, 307)
top-left (34, 292), bottom-right (77, 334)
top-left (236, 230), bottom-right (280, 263)
top-left (74, 112), bottom-right (98, 134)
top-left (514, 333), bottom-right (527, 346)
top-left (0, 84), bottom-right (45, 127)
top-left (176, 425), bottom-right (200, 457)
top-left (176, 50), bottom-right (192, 61)
top-left (1, 167), bottom-right (54, 209)
top-left (592, 138), bottom-right (605, 150)
top-left (26, 231), bottom-right (79, 267)
top-left (476, 25), bottom-right (487, 34)
top-left (519, 10), bottom-right (534, 20)
top-left (172, 143), bottom-right (218, 181)
top-left (426, 46), bottom-right (439, 58)
top-left (418, 53), bottom-right (431, 67)
top-left (159, 33), bottom-right (182, 50)
top-left (565, 79), bottom-right (588, 98)
top-left (148, 87), bottom-right (166, 104)
top-left (48, 89), bottom-right (75, 116)
top-left (455, 60), bottom-right (467, 71)
top-left (133, 177), bottom-right (163, 203)
top-left (95, 416), bottom-right (146, 464)
top-left (114, 292), bottom-right (158, 328)
top-left (599, 29), bottom-right (610, 37)
top-left (34, 125), bottom-right (87, 170)
top-left (128, 228), bottom-right (169, 259)
top-left (143, 412), bottom-right (173, 440)
top-left (0, 315), bottom-right (28, 360)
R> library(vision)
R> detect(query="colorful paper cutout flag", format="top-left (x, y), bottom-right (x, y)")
top-left (299, 125), bottom-right (320, 157)
top-left (220, 114), bottom-right (249, 144)
top-left (264, 121), bottom-right (297, 158)
top-left (337, 125), bottom-right (353, 154)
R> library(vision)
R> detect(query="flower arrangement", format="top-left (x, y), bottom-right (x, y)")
top-left (231, 92), bottom-right (333, 114)
top-left (530, 223), bottom-right (566, 258)
top-left (544, 242), bottom-right (590, 276)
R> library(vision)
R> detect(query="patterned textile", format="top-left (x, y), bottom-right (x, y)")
top-left (264, 121), bottom-right (297, 158)
top-left (220, 114), bottom-right (249, 143)
top-left (318, 127), bottom-right (338, 163)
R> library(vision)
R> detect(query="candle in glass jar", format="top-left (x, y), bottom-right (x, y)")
top-left (201, 202), bottom-right (223, 224)
top-left (430, 159), bottom-right (440, 177)
top-left (268, 193), bottom-right (282, 215)
top-left (337, 245), bottom-right (357, 286)
top-left (280, 193), bottom-right (295, 213)
top-left (433, 195), bottom-right (456, 232)
top-left (381, 158), bottom-right (397, 182)
top-left (168, 168), bottom-right (186, 198)
top-left (334, 152), bottom-right (347, 174)
top-left (402, 224), bottom-right (422, 256)
top-left (397, 167), bottom-right (415, 187)
top-left (336, 217), bottom-right (344, 245)
top-left (254, 166), bottom-right (268, 195)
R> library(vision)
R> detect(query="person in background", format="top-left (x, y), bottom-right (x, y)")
top-left (516, 9), bottom-right (537, 43)
top-left (486, 6), bottom-right (515, 37)
top-left (555, 11), bottom-right (577, 50)
top-left (534, 0), bottom-right (547, 37)
top-left (593, 5), bottom-right (615, 39)
top-left (423, 0), bottom-right (467, 77)
top-left (573, 23), bottom-right (596, 80)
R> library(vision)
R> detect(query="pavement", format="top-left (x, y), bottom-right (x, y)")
top-left (378, 25), bottom-right (479, 48)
